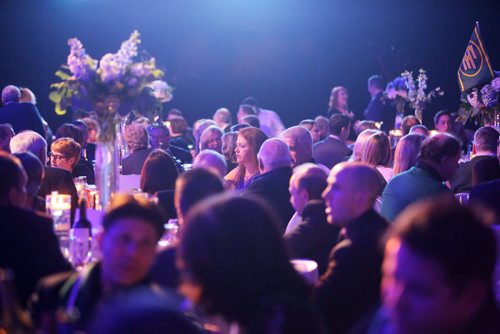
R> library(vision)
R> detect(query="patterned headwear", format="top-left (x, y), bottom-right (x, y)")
top-left (124, 122), bottom-right (148, 151)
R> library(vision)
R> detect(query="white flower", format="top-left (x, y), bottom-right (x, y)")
top-left (149, 80), bottom-right (172, 103)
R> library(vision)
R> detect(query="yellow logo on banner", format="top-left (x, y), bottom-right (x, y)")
top-left (459, 41), bottom-right (483, 77)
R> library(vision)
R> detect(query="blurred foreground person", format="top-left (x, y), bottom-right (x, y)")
top-left (178, 194), bottom-right (326, 333)
top-left (360, 197), bottom-right (499, 333)
top-left (31, 195), bottom-right (165, 333)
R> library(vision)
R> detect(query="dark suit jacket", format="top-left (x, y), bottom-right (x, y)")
top-left (315, 209), bottom-right (388, 333)
top-left (0, 206), bottom-right (72, 307)
top-left (469, 179), bottom-right (500, 217)
top-left (121, 148), bottom-right (152, 175)
top-left (284, 200), bottom-right (340, 275)
top-left (243, 166), bottom-right (295, 233)
top-left (150, 246), bottom-right (179, 290)
top-left (155, 190), bottom-right (177, 221)
top-left (312, 136), bottom-right (351, 169)
top-left (38, 166), bottom-right (78, 222)
top-left (0, 102), bottom-right (45, 137)
top-left (449, 155), bottom-right (497, 193)
top-left (364, 92), bottom-right (384, 122)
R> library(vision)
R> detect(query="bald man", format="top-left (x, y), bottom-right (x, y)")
top-left (243, 138), bottom-right (294, 232)
top-left (315, 162), bottom-right (389, 333)
top-left (280, 126), bottom-right (313, 167)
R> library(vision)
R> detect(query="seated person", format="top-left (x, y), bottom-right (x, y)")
top-left (50, 137), bottom-right (88, 180)
top-left (31, 194), bottom-right (165, 332)
top-left (122, 122), bottom-right (152, 175)
top-left (12, 151), bottom-right (45, 212)
top-left (192, 149), bottom-right (227, 178)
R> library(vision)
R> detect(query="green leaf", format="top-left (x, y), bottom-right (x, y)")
top-left (55, 70), bottom-right (71, 80)
top-left (48, 91), bottom-right (62, 103)
top-left (54, 102), bottom-right (67, 116)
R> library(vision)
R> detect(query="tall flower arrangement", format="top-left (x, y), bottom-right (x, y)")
top-left (50, 30), bottom-right (172, 141)
top-left (401, 69), bottom-right (444, 123)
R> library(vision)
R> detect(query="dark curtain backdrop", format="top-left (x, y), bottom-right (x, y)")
top-left (1, 0), bottom-right (498, 130)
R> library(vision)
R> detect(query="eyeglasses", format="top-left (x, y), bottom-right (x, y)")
top-left (50, 152), bottom-right (68, 161)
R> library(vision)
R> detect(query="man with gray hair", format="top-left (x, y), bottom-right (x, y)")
top-left (0, 85), bottom-right (45, 137)
top-left (213, 107), bottom-right (232, 133)
top-left (280, 126), bottom-right (313, 167)
top-left (10, 130), bottom-right (78, 212)
top-left (243, 138), bottom-right (294, 232)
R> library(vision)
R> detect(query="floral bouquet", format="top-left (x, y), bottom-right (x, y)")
top-left (401, 69), bottom-right (444, 123)
top-left (457, 76), bottom-right (500, 129)
top-left (49, 31), bottom-right (172, 142)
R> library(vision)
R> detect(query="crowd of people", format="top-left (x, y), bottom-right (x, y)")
top-left (0, 76), bottom-right (499, 333)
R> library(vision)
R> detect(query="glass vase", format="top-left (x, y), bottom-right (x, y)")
top-left (95, 140), bottom-right (119, 210)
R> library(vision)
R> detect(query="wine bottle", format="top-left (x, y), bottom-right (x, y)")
top-left (70, 199), bottom-right (92, 269)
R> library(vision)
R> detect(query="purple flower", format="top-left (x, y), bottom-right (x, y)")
top-left (492, 77), bottom-right (500, 92)
top-left (480, 84), bottom-right (498, 108)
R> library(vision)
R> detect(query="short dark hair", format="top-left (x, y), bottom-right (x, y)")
top-left (433, 110), bottom-right (452, 126)
top-left (387, 196), bottom-right (497, 290)
top-left (176, 168), bottom-right (224, 216)
top-left (242, 115), bottom-right (260, 128)
top-left (168, 116), bottom-right (188, 135)
top-left (401, 115), bottom-right (420, 136)
top-left (472, 157), bottom-right (500, 186)
top-left (241, 96), bottom-right (258, 107)
top-left (55, 123), bottom-right (85, 147)
top-left (12, 151), bottom-right (43, 196)
top-left (329, 114), bottom-right (351, 136)
top-left (102, 194), bottom-right (165, 240)
top-left (473, 126), bottom-right (499, 153)
top-left (140, 149), bottom-right (179, 195)
top-left (368, 75), bottom-right (385, 90)
top-left (239, 104), bottom-right (257, 116)
top-left (419, 133), bottom-right (460, 163)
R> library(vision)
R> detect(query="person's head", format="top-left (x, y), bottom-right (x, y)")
top-left (9, 130), bottom-right (48, 165)
top-left (314, 116), bottom-right (330, 140)
top-left (280, 126), bottom-right (313, 168)
top-left (222, 132), bottom-right (238, 164)
top-left (350, 129), bottom-right (379, 162)
top-left (471, 157), bottom-right (500, 186)
top-left (140, 149), bottom-right (179, 195)
top-left (56, 123), bottom-right (86, 148)
top-left (193, 149), bottom-right (228, 178)
top-left (167, 116), bottom-right (188, 136)
top-left (200, 126), bottom-right (223, 153)
top-left (50, 137), bottom-right (81, 172)
top-left (241, 115), bottom-right (260, 129)
top-left (328, 86), bottom-right (348, 109)
top-left (409, 124), bottom-right (429, 137)
top-left (393, 134), bottom-right (426, 175)
top-left (167, 108), bottom-right (183, 119)
top-left (241, 96), bottom-right (259, 108)
top-left (19, 87), bottom-right (36, 104)
top-left (213, 108), bottom-right (232, 128)
top-left (174, 168), bottom-right (224, 226)
top-left (82, 117), bottom-right (99, 144)
top-left (12, 151), bottom-right (44, 199)
top-left (257, 138), bottom-right (291, 174)
top-left (235, 127), bottom-right (268, 169)
top-left (124, 122), bottom-right (149, 152)
top-left (322, 162), bottom-right (383, 227)
top-left (329, 114), bottom-right (351, 141)
top-left (434, 110), bottom-right (453, 133)
top-left (147, 123), bottom-right (170, 150)
top-left (230, 123), bottom-right (250, 132)
top-left (472, 126), bottom-right (499, 155)
top-left (289, 163), bottom-right (328, 216)
top-left (237, 104), bottom-right (257, 124)
top-left (355, 120), bottom-right (377, 135)
top-left (0, 151), bottom-right (27, 207)
top-left (361, 131), bottom-right (392, 167)
top-left (367, 75), bottom-right (385, 97)
top-left (100, 194), bottom-right (165, 288)
top-left (298, 119), bottom-right (320, 144)
top-left (0, 124), bottom-right (15, 152)
top-left (419, 133), bottom-right (461, 181)
top-left (1, 85), bottom-right (21, 105)
top-left (193, 119), bottom-right (217, 153)
top-left (401, 116), bottom-right (420, 136)
top-left (382, 197), bottom-right (497, 334)
top-left (178, 194), bottom-right (308, 326)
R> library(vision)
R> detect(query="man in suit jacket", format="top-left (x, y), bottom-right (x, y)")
top-left (10, 131), bottom-right (78, 216)
top-left (313, 114), bottom-right (352, 169)
top-left (284, 164), bottom-right (339, 275)
top-left (280, 126), bottom-right (314, 168)
top-left (0, 152), bottom-right (71, 307)
top-left (0, 85), bottom-right (45, 137)
top-left (450, 126), bottom-right (499, 193)
top-left (243, 138), bottom-right (295, 233)
top-left (316, 162), bottom-right (388, 333)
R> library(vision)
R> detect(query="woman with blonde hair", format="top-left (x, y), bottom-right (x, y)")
top-left (327, 86), bottom-right (354, 118)
top-left (393, 133), bottom-right (425, 175)
top-left (349, 129), bottom-right (379, 162)
top-left (224, 127), bottom-right (268, 191)
top-left (361, 131), bottom-right (393, 182)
